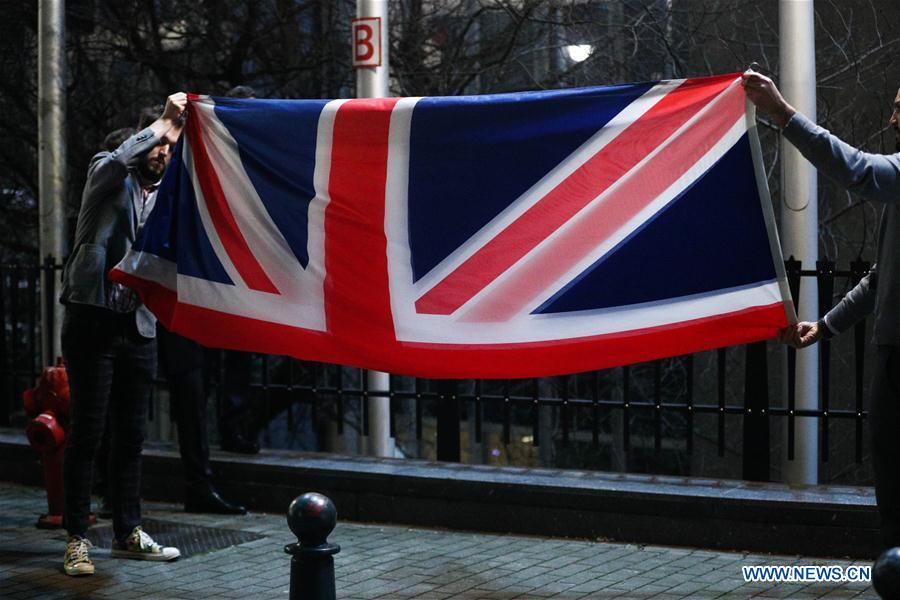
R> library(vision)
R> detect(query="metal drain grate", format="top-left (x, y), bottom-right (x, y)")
top-left (86, 518), bottom-right (265, 558)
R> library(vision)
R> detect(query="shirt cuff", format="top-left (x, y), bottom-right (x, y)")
top-left (820, 315), bottom-right (838, 338)
top-left (782, 111), bottom-right (803, 132)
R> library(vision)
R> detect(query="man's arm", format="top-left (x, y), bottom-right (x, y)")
top-left (146, 92), bottom-right (188, 146)
top-left (780, 266), bottom-right (877, 348)
top-left (743, 71), bottom-right (900, 204)
top-left (86, 93), bottom-right (187, 197)
top-left (824, 266), bottom-right (878, 334)
top-left (783, 115), bottom-right (900, 204)
top-left (743, 71), bottom-right (884, 348)
top-left (85, 130), bottom-right (162, 195)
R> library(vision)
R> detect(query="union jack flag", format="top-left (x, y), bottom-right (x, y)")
top-left (111, 73), bottom-right (794, 378)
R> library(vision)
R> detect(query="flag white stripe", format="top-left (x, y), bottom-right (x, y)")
top-left (396, 281), bottom-right (782, 344)
top-left (122, 249), bottom-right (781, 344)
top-left (385, 97), bottom-right (422, 337)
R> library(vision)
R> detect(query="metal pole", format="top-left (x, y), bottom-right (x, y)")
top-left (356, 0), bottom-right (390, 98)
top-left (779, 0), bottom-right (818, 484)
top-left (38, 0), bottom-right (67, 367)
top-left (365, 370), bottom-right (394, 457)
top-left (356, 0), bottom-right (394, 458)
top-left (661, 0), bottom-right (675, 80)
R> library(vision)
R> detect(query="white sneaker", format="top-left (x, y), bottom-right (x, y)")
top-left (64, 535), bottom-right (94, 576)
top-left (110, 526), bottom-right (180, 561)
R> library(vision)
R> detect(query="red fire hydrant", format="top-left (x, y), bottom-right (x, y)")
top-left (23, 358), bottom-right (70, 528)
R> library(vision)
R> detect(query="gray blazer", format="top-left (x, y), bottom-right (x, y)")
top-left (60, 127), bottom-right (162, 338)
top-left (783, 113), bottom-right (900, 345)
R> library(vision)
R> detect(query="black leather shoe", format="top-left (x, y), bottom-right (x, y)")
top-left (220, 434), bottom-right (260, 455)
top-left (184, 489), bottom-right (247, 515)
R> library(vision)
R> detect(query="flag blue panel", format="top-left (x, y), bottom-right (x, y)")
top-left (536, 135), bottom-right (775, 314)
top-left (407, 82), bottom-right (656, 282)
top-left (213, 97), bottom-right (329, 269)
top-left (175, 168), bottom-right (234, 285)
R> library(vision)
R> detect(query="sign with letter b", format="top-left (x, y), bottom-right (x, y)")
top-left (352, 17), bottom-right (381, 68)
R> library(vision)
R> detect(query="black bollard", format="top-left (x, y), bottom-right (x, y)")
top-left (285, 493), bottom-right (341, 600)
top-left (874, 547), bottom-right (900, 599)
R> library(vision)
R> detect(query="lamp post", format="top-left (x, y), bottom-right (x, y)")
top-left (38, 0), bottom-right (67, 366)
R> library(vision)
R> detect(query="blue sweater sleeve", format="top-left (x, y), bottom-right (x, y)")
top-left (823, 266), bottom-right (877, 334)
top-left (783, 113), bottom-right (900, 204)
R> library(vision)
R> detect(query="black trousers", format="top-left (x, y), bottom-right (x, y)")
top-left (871, 345), bottom-right (900, 549)
top-left (218, 350), bottom-right (256, 442)
top-left (169, 367), bottom-right (215, 491)
top-left (62, 305), bottom-right (156, 539)
top-left (157, 326), bottom-right (213, 494)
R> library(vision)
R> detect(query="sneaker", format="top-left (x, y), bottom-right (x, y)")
top-left (110, 526), bottom-right (180, 561)
top-left (64, 535), bottom-right (94, 576)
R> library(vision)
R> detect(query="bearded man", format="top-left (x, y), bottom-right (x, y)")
top-left (59, 93), bottom-right (187, 576)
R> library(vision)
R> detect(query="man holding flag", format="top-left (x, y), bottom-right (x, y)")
top-left (744, 70), bottom-right (900, 549)
top-left (59, 94), bottom-right (186, 576)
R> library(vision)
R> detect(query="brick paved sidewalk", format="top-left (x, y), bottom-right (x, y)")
top-left (0, 482), bottom-right (877, 599)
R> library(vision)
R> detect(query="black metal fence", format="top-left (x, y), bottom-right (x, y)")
top-left (0, 258), bottom-right (873, 483)
top-left (0, 261), bottom-right (45, 427)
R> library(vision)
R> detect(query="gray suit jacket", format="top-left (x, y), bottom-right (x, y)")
top-left (60, 127), bottom-right (162, 338)
top-left (783, 113), bottom-right (900, 345)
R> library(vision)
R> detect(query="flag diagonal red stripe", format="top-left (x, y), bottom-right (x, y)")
top-left (464, 79), bottom-right (746, 321)
top-left (185, 105), bottom-right (280, 294)
top-left (414, 74), bottom-right (737, 316)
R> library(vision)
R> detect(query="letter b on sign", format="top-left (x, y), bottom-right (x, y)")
top-left (352, 17), bottom-right (381, 68)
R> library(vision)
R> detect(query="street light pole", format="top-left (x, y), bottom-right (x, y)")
top-left (38, 0), bottom-right (67, 366)
top-left (779, 0), bottom-right (818, 484)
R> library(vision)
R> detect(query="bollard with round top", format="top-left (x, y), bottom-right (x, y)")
top-left (285, 493), bottom-right (341, 600)
top-left (874, 547), bottom-right (900, 599)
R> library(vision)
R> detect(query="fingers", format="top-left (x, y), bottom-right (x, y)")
top-left (168, 92), bottom-right (188, 108)
top-left (777, 324), bottom-right (797, 346)
top-left (741, 70), bottom-right (770, 85)
top-left (741, 72), bottom-right (774, 100)
top-left (740, 73), bottom-right (794, 127)
top-left (163, 92), bottom-right (188, 122)
top-left (779, 326), bottom-right (802, 348)
top-left (778, 322), bottom-right (820, 349)
top-left (798, 322), bottom-right (821, 347)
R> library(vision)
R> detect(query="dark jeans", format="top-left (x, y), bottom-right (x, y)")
top-left (871, 345), bottom-right (900, 549)
top-left (62, 305), bottom-right (156, 539)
